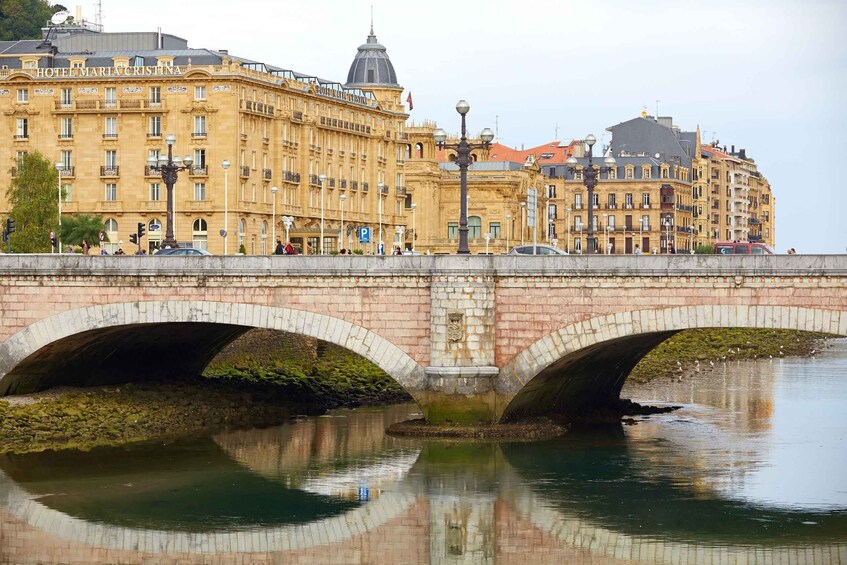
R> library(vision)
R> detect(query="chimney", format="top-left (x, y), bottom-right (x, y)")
top-left (658, 116), bottom-right (673, 129)
top-left (731, 144), bottom-right (735, 154)
top-left (75, 5), bottom-right (82, 21)
top-left (739, 149), bottom-right (747, 160)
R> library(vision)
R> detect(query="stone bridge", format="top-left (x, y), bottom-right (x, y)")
top-left (0, 255), bottom-right (845, 424)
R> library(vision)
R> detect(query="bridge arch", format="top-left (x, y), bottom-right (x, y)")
top-left (496, 305), bottom-right (846, 422)
top-left (0, 300), bottom-right (426, 400)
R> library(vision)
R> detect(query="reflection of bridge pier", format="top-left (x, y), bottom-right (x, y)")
top-left (1, 419), bottom-right (846, 564)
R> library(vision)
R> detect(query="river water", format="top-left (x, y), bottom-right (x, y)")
top-left (1, 341), bottom-right (846, 564)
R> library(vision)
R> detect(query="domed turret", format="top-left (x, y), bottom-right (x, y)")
top-left (344, 27), bottom-right (399, 89)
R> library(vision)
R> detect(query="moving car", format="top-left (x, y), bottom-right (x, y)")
top-left (153, 248), bottom-right (212, 256)
top-left (714, 242), bottom-right (773, 255)
top-left (508, 244), bottom-right (568, 256)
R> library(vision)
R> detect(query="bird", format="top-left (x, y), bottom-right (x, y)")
top-left (769, 355), bottom-right (773, 359)
top-left (677, 360), bottom-right (682, 366)
top-left (811, 349), bottom-right (817, 355)
top-left (709, 361), bottom-right (715, 367)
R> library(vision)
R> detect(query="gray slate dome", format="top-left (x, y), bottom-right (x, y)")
top-left (344, 28), bottom-right (399, 88)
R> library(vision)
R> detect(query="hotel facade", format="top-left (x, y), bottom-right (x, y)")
top-left (1, 21), bottom-right (774, 255)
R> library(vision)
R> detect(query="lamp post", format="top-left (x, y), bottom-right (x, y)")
top-left (565, 207), bottom-right (571, 254)
top-left (663, 217), bottom-right (673, 253)
top-left (395, 225), bottom-right (405, 253)
top-left (270, 185), bottom-right (278, 251)
top-left (282, 215), bottom-right (293, 246)
top-left (377, 182), bottom-right (385, 254)
top-left (410, 202), bottom-right (417, 253)
top-left (433, 100), bottom-right (494, 254)
top-left (340, 193), bottom-right (347, 251)
top-left (566, 134), bottom-right (616, 254)
top-left (55, 162), bottom-right (63, 253)
top-left (221, 160), bottom-right (230, 255)
top-left (484, 232), bottom-right (491, 254)
top-left (147, 134), bottom-right (192, 249)
top-left (603, 213), bottom-right (608, 254)
top-left (520, 201), bottom-right (527, 245)
top-left (318, 173), bottom-right (326, 255)
top-left (505, 213), bottom-right (511, 252)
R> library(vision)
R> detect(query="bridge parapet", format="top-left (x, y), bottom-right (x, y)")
top-left (0, 255), bottom-right (845, 424)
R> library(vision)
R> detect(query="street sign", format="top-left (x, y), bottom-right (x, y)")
top-left (358, 227), bottom-right (371, 243)
top-left (98, 230), bottom-right (104, 242)
top-left (149, 223), bottom-right (161, 231)
top-left (527, 188), bottom-right (537, 228)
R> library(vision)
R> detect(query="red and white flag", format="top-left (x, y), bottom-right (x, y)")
top-left (406, 91), bottom-right (413, 111)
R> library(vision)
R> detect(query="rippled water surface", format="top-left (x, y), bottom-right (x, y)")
top-left (1, 341), bottom-right (846, 564)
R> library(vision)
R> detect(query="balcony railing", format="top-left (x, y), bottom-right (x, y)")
top-left (263, 168), bottom-right (272, 180)
top-left (53, 99), bottom-right (167, 111)
top-left (102, 133), bottom-right (118, 140)
top-left (100, 166), bottom-right (119, 177)
top-left (378, 184), bottom-right (389, 195)
top-left (340, 179), bottom-right (347, 189)
top-left (351, 181), bottom-right (359, 191)
top-left (362, 182), bottom-right (369, 193)
top-left (59, 167), bottom-right (75, 177)
top-left (282, 170), bottom-right (300, 183)
top-left (396, 186), bottom-right (407, 196)
top-left (309, 174), bottom-right (320, 186)
top-left (190, 166), bottom-right (208, 176)
top-left (292, 111), bottom-right (303, 122)
top-left (240, 166), bottom-right (250, 177)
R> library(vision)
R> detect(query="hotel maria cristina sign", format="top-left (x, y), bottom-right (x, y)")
top-left (33, 66), bottom-right (188, 79)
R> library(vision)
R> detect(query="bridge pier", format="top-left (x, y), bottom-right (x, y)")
top-left (422, 274), bottom-right (499, 424)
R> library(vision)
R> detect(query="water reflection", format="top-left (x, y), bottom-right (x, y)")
top-left (1, 345), bottom-right (846, 563)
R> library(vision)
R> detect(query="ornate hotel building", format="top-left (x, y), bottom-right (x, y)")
top-left (1, 20), bottom-right (774, 255)
top-left (1, 23), bottom-right (412, 254)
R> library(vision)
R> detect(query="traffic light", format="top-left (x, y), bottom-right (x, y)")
top-left (129, 233), bottom-right (138, 244)
top-left (137, 222), bottom-right (145, 240)
top-left (6, 218), bottom-right (14, 235)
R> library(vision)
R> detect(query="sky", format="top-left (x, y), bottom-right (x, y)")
top-left (94, 0), bottom-right (847, 253)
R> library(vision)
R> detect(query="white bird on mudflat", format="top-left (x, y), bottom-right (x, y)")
top-left (709, 361), bottom-right (715, 366)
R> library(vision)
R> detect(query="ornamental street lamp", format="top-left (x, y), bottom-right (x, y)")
top-left (433, 100), bottom-right (494, 254)
top-left (147, 134), bottom-right (193, 249)
top-left (340, 193), bottom-right (347, 251)
top-left (565, 207), bottom-right (571, 254)
top-left (520, 201), bottom-right (527, 245)
top-left (566, 134), bottom-right (616, 255)
top-left (270, 185), bottom-right (278, 250)
top-left (282, 215), bottom-right (294, 246)
top-left (377, 182), bottom-right (385, 254)
top-left (55, 162), bottom-right (63, 253)
top-left (410, 202), bottom-right (417, 253)
top-left (221, 160), bottom-right (230, 255)
top-left (319, 174), bottom-right (326, 255)
top-left (484, 232), bottom-right (491, 254)
top-left (506, 213), bottom-right (511, 252)
top-left (395, 225), bottom-right (405, 253)
top-left (603, 212), bottom-right (609, 255)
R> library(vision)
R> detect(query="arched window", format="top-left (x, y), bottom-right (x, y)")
top-left (193, 218), bottom-right (208, 250)
top-left (448, 154), bottom-right (457, 162)
top-left (104, 218), bottom-right (118, 254)
top-left (468, 216), bottom-right (482, 239)
top-left (415, 143), bottom-right (424, 159)
top-left (261, 221), bottom-right (268, 255)
top-left (405, 144), bottom-right (412, 159)
top-left (239, 218), bottom-right (246, 252)
top-left (470, 153), bottom-right (478, 162)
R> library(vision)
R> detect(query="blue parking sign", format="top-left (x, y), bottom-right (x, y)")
top-left (358, 227), bottom-right (371, 243)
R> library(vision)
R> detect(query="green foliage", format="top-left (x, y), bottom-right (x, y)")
top-left (0, 0), bottom-right (55, 41)
top-left (694, 244), bottom-right (715, 254)
top-left (59, 214), bottom-right (108, 248)
top-left (5, 151), bottom-right (58, 253)
top-left (352, 248), bottom-right (364, 255)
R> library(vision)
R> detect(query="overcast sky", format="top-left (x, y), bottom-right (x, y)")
top-left (97, 0), bottom-right (846, 253)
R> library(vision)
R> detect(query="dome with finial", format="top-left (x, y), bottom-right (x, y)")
top-left (344, 25), bottom-right (399, 89)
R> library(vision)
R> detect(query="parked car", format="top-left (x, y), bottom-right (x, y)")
top-left (714, 242), bottom-right (773, 255)
top-left (508, 244), bottom-right (568, 256)
top-left (153, 248), bottom-right (212, 256)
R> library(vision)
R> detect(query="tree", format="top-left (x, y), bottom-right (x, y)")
top-left (5, 151), bottom-right (58, 253)
top-left (0, 0), bottom-right (55, 41)
top-left (59, 214), bottom-right (108, 248)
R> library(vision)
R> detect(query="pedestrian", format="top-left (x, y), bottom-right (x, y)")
top-left (116, 247), bottom-right (125, 255)
top-left (668, 243), bottom-right (676, 254)
top-left (787, 248), bottom-right (796, 255)
top-left (81, 239), bottom-right (90, 255)
top-left (284, 241), bottom-right (295, 255)
top-left (339, 248), bottom-right (347, 255)
top-left (394, 246), bottom-right (402, 255)
top-left (634, 244), bottom-right (642, 255)
top-left (274, 239), bottom-right (284, 255)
